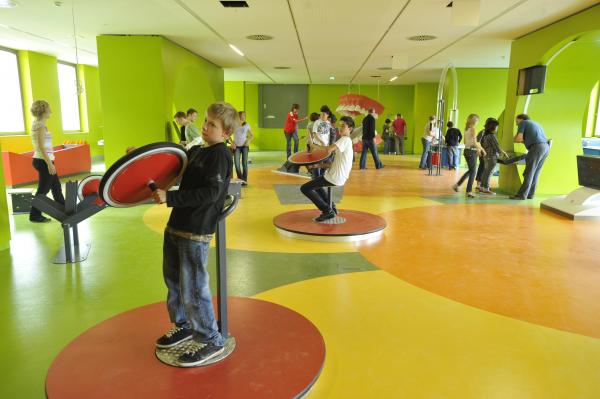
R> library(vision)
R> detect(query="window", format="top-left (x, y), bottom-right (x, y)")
top-left (57, 62), bottom-right (81, 131)
top-left (0, 48), bottom-right (25, 132)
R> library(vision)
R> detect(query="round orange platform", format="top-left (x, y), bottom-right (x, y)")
top-left (273, 209), bottom-right (386, 242)
top-left (46, 297), bottom-right (325, 399)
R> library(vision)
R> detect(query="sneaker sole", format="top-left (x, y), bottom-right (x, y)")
top-left (155, 334), bottom-right (193, 349)
top-left (177, 347), bottom-right (225, 367)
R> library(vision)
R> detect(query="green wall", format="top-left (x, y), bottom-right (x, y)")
top-left (232, 83), bottom-right (416, 152)
top-left (97, 36), bottom-right (224, 166)
top-left (413, 83), bottom-right (438, 154)
top-left (499, 4), bottom-right (600, 195)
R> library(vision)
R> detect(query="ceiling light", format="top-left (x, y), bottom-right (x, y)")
top-left (229, 44), bottom-right (244, 56)
top-left (246, 34), bottom-right (273, 41)
top-left (407, 35), bottom-right (437, 41)
top-left (329, 76), bottom-right (335, 80)
top-left (0, 0), bottom-right (18, 8)
top-left (389, 76), bottom-right (398, 82)
top-left (220, 1), bottom-right (249, 7)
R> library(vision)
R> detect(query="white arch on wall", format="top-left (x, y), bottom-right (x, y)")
top-left (436, 63), bottom-right (459, 126)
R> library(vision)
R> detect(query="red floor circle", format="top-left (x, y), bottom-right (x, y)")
top-left (46, 297), bottom-right (325, 399)
top-left (273, 209), bottom-right (386, 237)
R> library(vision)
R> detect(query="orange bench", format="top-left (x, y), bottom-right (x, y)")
top-left (2, 144), bottom-right (91, 186)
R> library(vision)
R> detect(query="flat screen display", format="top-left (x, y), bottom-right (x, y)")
top-left (577, 155), bottom-right (600, 190)
top-left (517, 65), bottom-right (547, 95)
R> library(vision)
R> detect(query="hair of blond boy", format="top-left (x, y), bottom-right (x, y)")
top-left (207, 102), bottom-right (240, 135)
top-left (31, 100), bottom-right (50, 119)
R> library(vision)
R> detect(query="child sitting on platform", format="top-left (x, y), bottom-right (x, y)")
top-left (152, 102), bottom-right (238, 367)
top-left (300, 116), bottom-right (355, 222)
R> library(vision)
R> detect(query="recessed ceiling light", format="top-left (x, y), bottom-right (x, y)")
top-left (407, 35), bottom-right (437, 41)
top-left (246, 34), bottom-right (273, 41)
top-left (274, 66), bottom-right (291, 70)
top-left (229, 44), bottom-right (244, 56)
top-left (0, 0), bottom-right (18, 8)
top-left (329, 76), bottom-right (335, 80)
top-left (389, 76), bottom-right (398, 82)
top-left (220, 1), bottom-right (249, 7)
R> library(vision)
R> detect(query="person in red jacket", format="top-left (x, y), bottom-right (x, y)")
top-left (392, 113), bottom-right (407, 155)
top-left (284, 103), bottom-right (308, 159)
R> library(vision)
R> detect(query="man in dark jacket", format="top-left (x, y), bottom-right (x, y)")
top-left (444, 121), bottom-right (462, 170)
top-left (359, 108), bottom-right (383, 169)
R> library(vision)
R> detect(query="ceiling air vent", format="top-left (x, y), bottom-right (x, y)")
top-left (220, 1), bottom-right (249, 8)
top-left (370, 75), bottom-right (382, 78)
top-left (377, 67), bottom-right (392, 70)
top-left (407, 35), bottom-right (437, 41)
top-left (246, 34), bottom-right (273, 41)
top-left (274, 66), bottom-right (291, 70)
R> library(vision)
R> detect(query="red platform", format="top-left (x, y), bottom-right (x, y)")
top-left (46, 297), bottom-right (325, 399)
top-left (273, 209), bottom-right (386, 242)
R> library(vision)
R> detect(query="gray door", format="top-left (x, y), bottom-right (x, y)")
top-left (259, 84), bottom-right (308, 129)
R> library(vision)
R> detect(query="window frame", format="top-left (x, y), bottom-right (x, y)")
top-left (57, 60), bottom-right (82, 133)
top-left (0, 46), bottom-right (26, 135)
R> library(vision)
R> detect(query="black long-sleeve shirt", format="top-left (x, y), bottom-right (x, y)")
top-left (445, 127), bottom-right (462, 146)
top-left (480, 131), bottom-right (502, 158)
top-left (362, 114), bottom-right (376, 140)
top-left (166, 142), bottom-right (232, 235)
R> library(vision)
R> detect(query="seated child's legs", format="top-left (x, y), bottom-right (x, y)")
top-left (301, 176), bottom-right (335, 213)
top-left (170, 234), bottom-right (224, 346)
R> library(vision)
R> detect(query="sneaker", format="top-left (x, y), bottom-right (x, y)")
top-left (332, 204), bottom-right (338, 215)
top-left (155, 326), bottom-right (193, 348)
top-left (30, 216), bottom-right (51, 223)
top-left (475, 186), bottom-right (483, 192)
top-left (315, 210), bottom-right (336, 222)
top-left (241, 181), bottom-right (248, 187)
top-left (177, 343), bottom-right (225, 367)
top-left (466, 192), bottom-right (476, 198)
top-left (452, 184), bottom-right (459, 192)
top-left (479, 188), bottom-right (496, 195)
top-left (509, 195), bottom-right (526, 200)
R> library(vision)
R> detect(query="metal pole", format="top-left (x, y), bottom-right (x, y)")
top-left (215, 218), bottom-right (229, 339)
top-left (63, 225), bottom-right (72, 263)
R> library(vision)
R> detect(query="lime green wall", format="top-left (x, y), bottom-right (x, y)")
top-left (232, 83), bottom-right (415, 152)
top-left (499, 4), bottom-right (600, 195)
top-left (456, 68), bottom-right (508, 130)
top-left (162, 38), bottom-right (224, 139)
top-left (97, 36), bottom-right (224, 166)
top-left (224, 81), bottom-right (245, 111)
top-left (80, 65), bottom-right (104, 158)
top-left (97, 36), bottom-right (166, 166)
top-left (413, 83), bottom-right (438, 154)
top-left (0, 142), bottom-right (10, 251)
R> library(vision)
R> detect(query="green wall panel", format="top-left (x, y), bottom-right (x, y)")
top-left (413, 83), bottom-right (438, 155)
top-left (499, 4), bottom-right (600, 195)
top-left (0, 141), bottom-right (10, 251)
top-left (224, 81), bottom-right (245, 112)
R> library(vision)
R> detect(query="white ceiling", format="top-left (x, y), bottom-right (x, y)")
top-left (0, 0), bottom-right (597, 84)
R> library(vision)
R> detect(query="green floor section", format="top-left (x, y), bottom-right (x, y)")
top-left (0, 202), bottom-right (375, 398)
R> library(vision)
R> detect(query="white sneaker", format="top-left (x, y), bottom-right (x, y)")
top-left (452, 184), bottom-right (459, 192)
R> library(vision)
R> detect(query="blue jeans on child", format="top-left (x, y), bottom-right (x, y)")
top-left (419, 138), bottom-right (432, 168)
top-left (284, 131), bottom-right (299, 159)
top-left (234, 146), bottom-right (249, 181)
top-left (163, 230), bottom-right (224, 346)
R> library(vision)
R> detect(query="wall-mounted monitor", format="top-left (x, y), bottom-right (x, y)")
top-left (577, 155), bottom-right (600, 190)
top-left (517, 65), bottom-right (547, 95)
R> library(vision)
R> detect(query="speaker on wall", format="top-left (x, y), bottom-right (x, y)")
top-left (517, 65), bottom-right (547, 95)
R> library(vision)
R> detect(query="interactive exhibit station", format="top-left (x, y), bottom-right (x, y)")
top-left (42, 143), bottom-right (326, 399)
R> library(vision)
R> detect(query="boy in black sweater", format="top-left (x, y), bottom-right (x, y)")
top-left (444, 121), bottom-right (462, 170)
top-left (152, 102), bottom-right (238, 367)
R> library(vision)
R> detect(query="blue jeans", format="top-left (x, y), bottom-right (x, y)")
top-left (285, 131), bottom-right (299, 159)
top-left (234, 146), bottom-right (249, 181)
top-left (163, 231), bottom-right (224, 346)
top-left (447, 146), bottom-right (458, 168)
top-left (517, 142), bottom-right (549, 198)
top-left (359, 139), bottom-right (383, 169)
top-left (419, 138), bottom-right (432, 168)
top-left (383, 137), bottom-right (391, 154)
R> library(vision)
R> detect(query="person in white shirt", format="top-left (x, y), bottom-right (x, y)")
top-left (452, 114), bottom-right (483, 198)
top-left (300, 116), bottom-right (355, 222)
top-left (310, 105), bottom-right (333, 178)
top-left (29, 100), bottom-right (65, 223)
top-left (230, 111), bottom-right (254, 185)
top-left (419, 115), bottom-right (437, 169)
